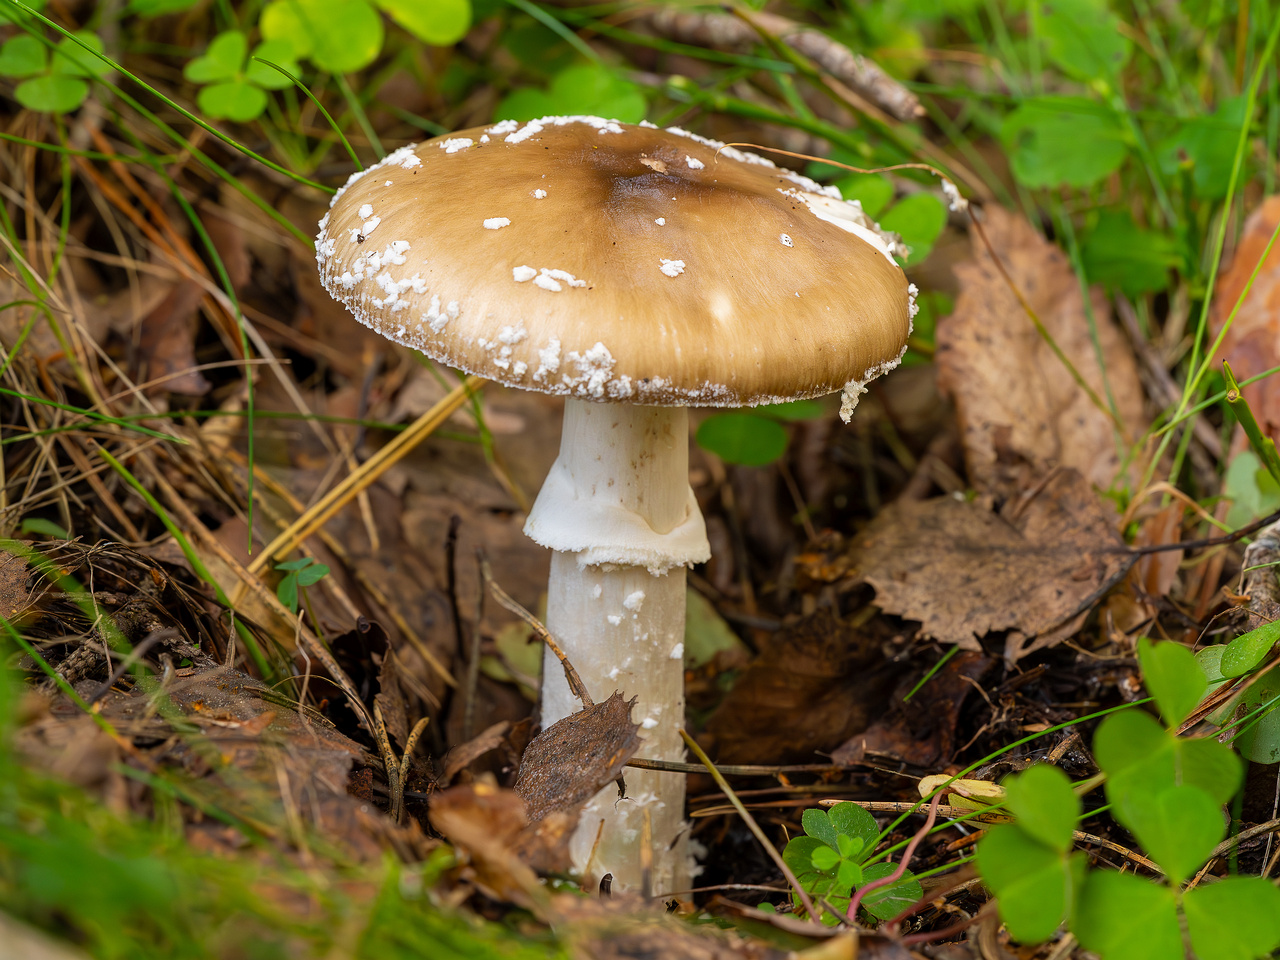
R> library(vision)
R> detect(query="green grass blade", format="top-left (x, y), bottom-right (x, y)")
top-left (1, 0), bottom-right (330, 194)
top-left (98, 449), bottom-right (274, 680)
top-left (252, 56), bottom-right (362, 171)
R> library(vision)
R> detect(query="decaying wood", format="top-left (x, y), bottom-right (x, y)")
top-left (645, 8), bottom-right (922, 121)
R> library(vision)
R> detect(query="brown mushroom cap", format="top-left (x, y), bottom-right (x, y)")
top-left (316, 116), bottom-right (915, 407)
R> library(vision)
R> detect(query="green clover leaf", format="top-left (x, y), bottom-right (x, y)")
top-left (0, 35), bottom-right (47, 78)
top-left (375, 0), bottom-right (470, 46)
top-left (1138, 638), bottom-right (1208, 728)
top-left (185, 31), bottom-right (246, 83)
top-left (198, 81), bottom-right (268, 123)
top-left (3, 31), bottom-right (103, 112)
top-left (51, 33), bottom-right (107, 78)
top-left (260, 0), bottom-right (384, 73)
top-left (857, 862), bottom-right (924, 922)
top-left (185, 31), bottom-right (301, 122)
top-left (275, 557), bottom-right (329, 613)
top-left (1001, 96), bottom-right (1129, 188)
top-left (1075, 870), bottom-right (1181, 960)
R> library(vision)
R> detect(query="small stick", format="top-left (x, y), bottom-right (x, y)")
top-left (847, 792), bottom-right (941, 922)
top-left (461, 545), bottom-right (485, 742)
top-left (628, 757), bottom-right (863, 776)
top-left (680, 728), bottom-right (821, 924)
top-left (479, 553), bottom-right (593, 708)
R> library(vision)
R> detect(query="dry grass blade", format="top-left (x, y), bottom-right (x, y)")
top-left (394, 715), bottom-right (431, 823)
top-left (679, 728), bottom-right (821, 924)
top-left (233, 456), bottom-right (454, 691)
top-left (246, 376), bottom-right (484, 576)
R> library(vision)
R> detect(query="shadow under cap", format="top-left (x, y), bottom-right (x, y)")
top-left (316, 116), bottom-right (913, 407)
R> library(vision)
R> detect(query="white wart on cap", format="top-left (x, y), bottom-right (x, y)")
top-left (315, 116), bottom-right (915, 410)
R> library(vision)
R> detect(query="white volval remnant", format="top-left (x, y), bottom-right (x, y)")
top-left (793, 191), bottom-right (901, 263)
top-left (423, 295), bottom-right (460, 334)
top-left (359, 215), bottom-right (381, 238)
top-left (504, 115), bottom-right (624, 145)
top-left (641, 717), bottom-right (659, 729)
top-left (780, 234), bottom-right (793, 247)
top-left (685, 155), bottom-right (705, 170)
top-left (592, 584), bottom-right (603, 598)
top-left (659, 259), bottom-right (685, 278)
top-left (623, 590), bottom-right (645, 612)
top-left (515, 267), bottom-right (588, 292)
top-left (655, 217), bottom-right (665, 225)
top-left (486, 119), bottom-right (520, 136)
top-left (534, 339), bottom-right (561, 381)
top-left (512, 360), bottom-right (528, 377)
top-left (563, 341), bottom-right (615, 398)
top-left (607, 614), bottom-right (622, 626)
top-left (908, 282), bottom-right (920, 324)
top-left (439, 137), bottom-right (474, 153)
top-left (840, 344), bottom-right (910, 424)
top-left (669, 642), bottom-right (684, 660)
top-left (533, 189), bottom-right (547, 199)
top-left (497, 323), bottom-right (528, 345)
top-left (665, 125), bottom-right (841, 198)
top-left (479, 134), bottom-right (490, 143)
top-left (358, 204), bottom-right (373, 219)
top-left (381, 240), bottom-right (410, 265)
top-left (384, 180), bottom-right (393, 186)
top-left (483, 217), bottom-right (511, 229)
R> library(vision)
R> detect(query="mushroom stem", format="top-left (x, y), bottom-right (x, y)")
top-left (528, 398), bottom-right (709, 894)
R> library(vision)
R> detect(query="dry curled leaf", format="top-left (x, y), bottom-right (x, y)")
top-left (137, 280), bottom-right (211, 396)
top-left (833, 650), bottom-right (993, 767)
top-left (442, 719), bottom-right (512, 785)
top-left (428, 781), bottom-right (543, 908)
top-left (936, 207), bottom-right (1146, 496)
top-left (515, 692), bottom-right (640, 824)
top-left (704, 608), bottom-right (902, 765)
top-left (1213, 195), bottom-right (1280, 438)
top-left (853, 469), bottom-right (1134, 661)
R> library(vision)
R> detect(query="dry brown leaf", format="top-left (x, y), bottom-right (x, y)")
top-left (853, 469), bottom-right (1134, 661)
top-left (137, 279), bottom-right (210, 396)
top-left (704, 608), bottom-right (903, 765)
top-left (428, 781), bottom-right (543, 908)
top-left (508, 693), bottom-right (641, 873)
top-left (832, 650), bottom-right (993, 767)
top-left (936, 207), bottom-right (1146, 495)
top-left (0, 549), bottom-right (39, 628)
top-left (515, 692), bottom-right (640, 824)
top-left (1212, 196), bottom-right (1280, 437)
top-left (442, 719), bottom-right (512, 784)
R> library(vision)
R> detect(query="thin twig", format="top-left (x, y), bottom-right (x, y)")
top-left (462, 548), bottom-right (485, 742)
top-left (479, 552), bottom-right (593, 708)
top-left (679, 728), bottom-right (821, 924)
top-left (847, 792), bottom-right (941, 921)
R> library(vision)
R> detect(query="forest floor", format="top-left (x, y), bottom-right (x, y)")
top-left (4, 2), bottom-right (1280, 959)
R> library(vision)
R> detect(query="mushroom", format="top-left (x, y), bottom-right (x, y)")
top-left (315, 116), bottom-right (917, 895)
